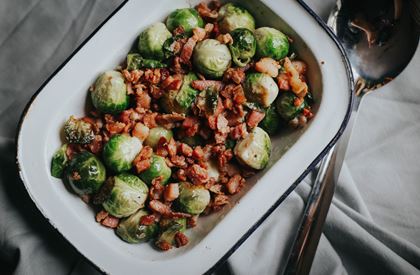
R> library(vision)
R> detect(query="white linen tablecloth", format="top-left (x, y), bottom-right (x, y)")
top-left (1, 1), bottom-right (419, 274)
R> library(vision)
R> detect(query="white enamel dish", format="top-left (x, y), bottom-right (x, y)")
top-left (16, 0), bottom-right (353, 274)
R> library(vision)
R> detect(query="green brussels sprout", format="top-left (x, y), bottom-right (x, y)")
top-left (244, 73), bottom-right (279, 107)
top-left (162, 34), bottom-right (186, 60)
top-left (144, 127), bottom-right (173, 149)
top-left (229, 28), bottom-right (256, 67)
top-left (156, 218), bottom-right (186, 247)
top-left (64, 151), bottom-right (106, 195)
top-left (234, 127), bottom-right (271, 170)
top-left (177, 182), bottom-right (210, 214)
top-left (166, 8), bottom-right (204, 35)
top-left (194, 87), bottom-right (220, 117)
top-left (63, 116), bottom-right (94, 144)
top-left (138, 22), bottom-right (172, 60)
top-left (218, 3), bottom-right (255, 33)
top-left (102, 173), bottom-right (149, 218)
top-left (138, 154), bottom-right (172, 186)
top-left (260, 105), bottom-right (281, 134)
top-left (254, 27), bottom-right (289, 60)
top-left (102, 134), bottom-right (142, 173)
top-left (91, 70), bottom-right (129, 114)
top-left (193, 39), bottom-right (232, 79)
top-left (275, 91), bottom-right (305, 121)
top-left (51, 144), bottom-right (68, 178)
top-left (160, 73), bottom-right (199, 114)
top-left (126, 53), bottom-right (167, 70)
top-left (116, 209), bottom-right (158, 243)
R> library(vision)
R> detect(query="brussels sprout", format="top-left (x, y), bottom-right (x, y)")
top-left (102, 134), bottom-right (142, 173)
top-left (229, 28), bottom-right (256, 67)
top-left (156, 218), bottom-right (186, 247)
top-left (138, 154), bottom-right (172, 186)
top-left (244, 73), bottom-right (279, 107)
top-left (63, 116), bottom-right (94, 144)
top-left (254, 27), bottom-right (289, 60)
top-left (177, 182), bottom-right (210, 214)
top-left (126, 53), bottom-right (167, 70)
top-left (162, 34), bottom-right (186, 60)
top-left (64, 151), bottom-right (106, 195)
top-left (144, 127), bottom-right (173, 149)
top-left (166, 8), bottom-right (204, 35)
top-left (102, 173), bottom-right (149, 218)
top-left (218, 3), bottom-right (255, 33)
top-left (194, 87), bottom-right (219, 116)
top-left (275, 91), bottom-right (305, 121)
top-left (160, 73), bottom-right (199, 114)
top-left (138, 22), bottom-right (172, 60)
top-left (193, 39), bottom-right (232, 79)
top-left (51, 144), bottom-right (68, 178)
top-left (234, 127), bottom-right (271, 170)
top-left (260, 105), bottom-right (281, 134)
top-left (116, 209), bottom-right (158, 243)
top-left (91, 71), bottom-right (129, 114)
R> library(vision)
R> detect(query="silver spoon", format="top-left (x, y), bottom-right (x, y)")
top-left (284, 0), bottom-right (419, 274)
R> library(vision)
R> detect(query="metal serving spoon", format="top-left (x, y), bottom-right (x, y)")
top-left (284, 0), bottom-right (419, 274)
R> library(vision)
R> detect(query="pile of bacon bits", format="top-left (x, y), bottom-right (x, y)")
top-left (62, 0), bottom-right (314, 251)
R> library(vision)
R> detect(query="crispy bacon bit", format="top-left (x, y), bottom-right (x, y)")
top-left (173, 26), bottom-right (185, 36)
top-left (182, 117), bottom-right (200, 137)
top-left (232, 85), bottom-right (247, 104)
top-left (213, 194), bottom-right (229, 209)
top-left (277, 73), bottom-right (290, 91)
top-left (303, 108), bottom-right (314, 119)
top-left (224, 68), bottom-right (245, 84)
top-left (70, 171), bottom-right (81, 181)
top-left (149, 200), bottom-right (191, 218)
top-left (192, 27), bottom-right (207, 41)
top-left (87, 135), bottom-right (103, 154)
top-left (246, 110), bottom-right (265, 128)
top-left (180, 37), bottom-right (197, 64)
top-left (209, 184), bottom-right (223, 194)
top-left (196, 2), bottom-right (218, 20)
top-left (175, 168), bottom-right (187, 181)
top-left (140, 215), bottom-right (156, 226)
top-left (204, 23), bottom-right (215, 35)
top-left (186, 164), bottom-right (208, 185)
top-left (167, 138), bottom-right (178, 157)
top-left (132, 122), bottom-right (149, 141)
top-left (96, 210), bottom-right (108, 222)
top-left (149, 177), bottom-right (164, 200)
top-left (192, 146), bottom-right (204, 161)
top-left (216, 114), bottom-right (229, 134)
top-left (191, 80), bottom-right (224, 91)
top-left (179, 143), bottom-right (193, 157)
top-left (133, 146), bottom-right (153, 173)
top-left (101, 215), bottom-right (120, 228)
top-left (187, 215), bottom-right (199, 228)
top-left (255, 57), bottom-right (281, 78)
top-left (170, 155), bottom-right (187, 168)
top-left (156, 240), bottom-right (172, 251)
top-left (105, 121), bottom-right (125, 135)
top-left (156, 113), bottom-right (185, 129)
top-left (216, 33), bottom-right (233, 45)
top-left (283, 57), bottom-right (308, 97)
top-left (142, 113), bottom-right (158, 128)
top-left (161, 75), bottom-right (183, 91)
top-left (172, 56), bottom-right (185, 74)
top-left (164, 183), bottom-right (180, 202)
top-left (135, 90), bottom-right (151, 111)
top-left (292, 60), bottom-right (307, 75)
top-left (226, 174), bottom-right (245, 194)
top-left (175, 232), bottom-right (189, 247)
top-left (294, 97), bottom-right (304, 107)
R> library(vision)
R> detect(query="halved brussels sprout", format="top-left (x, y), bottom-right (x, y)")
top-left (166, 8), bottom-right (204, 35)
top-left (218, 3), bottom-right (255, 33)
top-left (63, 116), bottom-right (94, 144)
top-left (102, 134), bottom-right (142, 173)
top-left (177, 182), bottom-right (210, 214)
top-left (260, 105), bottom-right (281, 134)
top-left (138, 154), bottom-right (172, 186)
top-left (234, 127), bottom-right (271, 170)
top-left (255, 27), bottom-right (289, 60)
top-left (116, 209), bottom-right (158, 243)
top-left (126, 53), bottom-right (167, 70)
top-left (138, 22), bottom-right (172, 60)
top-left (193, 39), bottom-right (232, 79)
top-left (275, 91), bottom-right (305, 121)
top-left (160, 73), bottom-right (199, 114)
top-left (144, 127), bottom-right (173, 149)
top-left (244, 73), bottom-right (279, 107)
top-left (51, 144), bottom-right (68, 178)
top-left (102, 173), bottom-right (149, 218)
top-left (229, 28), bottom-right (256, 67)
top-left (91, 70), bottom-right (129, 114)
top-left (156, 218), bottom-right (186, 247)
top-left (64, 151), bottom-right (106, 195)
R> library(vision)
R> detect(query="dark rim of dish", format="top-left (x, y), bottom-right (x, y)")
top-left (14, 0), bottom-right (354, 274)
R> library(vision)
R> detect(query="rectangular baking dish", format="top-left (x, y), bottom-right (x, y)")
top-left (16, 0), bottom-right (353, 274)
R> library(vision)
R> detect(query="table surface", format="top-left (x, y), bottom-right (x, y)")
top-left (1, 1), bottom-right (419, 274)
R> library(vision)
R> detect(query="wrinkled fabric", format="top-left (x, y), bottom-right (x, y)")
top-left (1, 1), bottom-right (420, 275)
